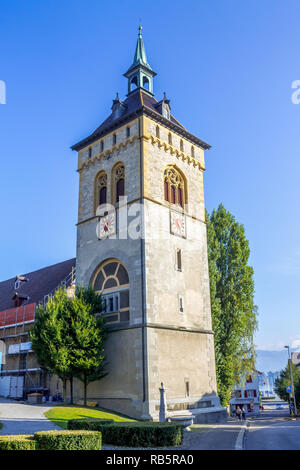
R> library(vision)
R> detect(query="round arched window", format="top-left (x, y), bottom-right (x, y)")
top-left (92, 260), bottom-right (130, 323)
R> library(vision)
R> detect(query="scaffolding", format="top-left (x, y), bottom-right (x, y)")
top-left (0, 266), bottom-right (76, 399)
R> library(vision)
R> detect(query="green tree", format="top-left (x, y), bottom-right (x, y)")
top-left (31, 287), bottom-right (107, 405)
top-left (70, 289), bottom-right (107, 406)
top-left (30, 289), bottom-right (73, 402)
top-left (206, 204), bottom-right (258, 406)
top-left (274, 364), bottom-right (300, 405)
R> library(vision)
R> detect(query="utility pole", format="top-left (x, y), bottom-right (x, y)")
top-left (285, 345), bottom-right (298, 417)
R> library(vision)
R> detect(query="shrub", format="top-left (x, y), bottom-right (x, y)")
top-left (68, 418), bottom-right (114, 430)
top-left (68, 420), bottom-right (183, 447)
top-left (34, 430), bottom-right (102, 450)
top-left (0, 435), bottom-right (36, 450)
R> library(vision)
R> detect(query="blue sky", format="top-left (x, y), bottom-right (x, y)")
top-left (0, 0), bottom-right (299, 351)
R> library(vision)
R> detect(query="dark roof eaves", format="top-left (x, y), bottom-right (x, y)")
top-left (142, 106), bottom-right (211, 150)
top-left (71, 106), bottom-right (211, 152)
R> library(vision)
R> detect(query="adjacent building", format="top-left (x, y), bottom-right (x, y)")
top-left (0, 259), bottom-right (75, 398)
top-left (230, 370), bottom-right (262, 414)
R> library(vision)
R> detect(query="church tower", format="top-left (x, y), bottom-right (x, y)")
top-left (72, 28), bottom-right (224, 421)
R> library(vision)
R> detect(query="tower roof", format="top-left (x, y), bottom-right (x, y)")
top-left (71, 89), bottom-right (210, 152)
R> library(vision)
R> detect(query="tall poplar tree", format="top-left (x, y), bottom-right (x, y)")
top-left (206, 204), bottom-right (258, 406)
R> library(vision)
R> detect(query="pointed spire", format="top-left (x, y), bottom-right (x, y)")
top-left (133, 25), bottom-right (151, 69)
top-left (124, 26), bottom-right (156, 96)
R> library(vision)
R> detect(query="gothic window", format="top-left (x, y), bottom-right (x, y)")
top-left (180, 139), bottom-right (184, 152)
top-left (88, 147), bottom-right (92, 158)
top-left (126, 126), bottom-right (130, 138)
top-left (156, 126), bottom-right (160, 138)
top-left (191, 145), bottom-right (195, 158)
top-left (95, 171), bottom-right (107, 212)
top-left (163, 166), bottom-right (187, 208)
top-left (112, 163), bottom-right (125, 204)
top-left (113, 133), bottom-right (117, 145)
top-left (100, 140), bottom-right (104, 152)
top-left (168, 132), bottom-right (172, 145)
top-left (92, 259), bottom-right (130, 323)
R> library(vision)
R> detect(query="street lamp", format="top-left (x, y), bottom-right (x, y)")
top-left (284, 345), bottom-right (298, 416)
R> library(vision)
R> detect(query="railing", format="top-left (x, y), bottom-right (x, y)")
top-left (42, 266), bottom-right (76, 307)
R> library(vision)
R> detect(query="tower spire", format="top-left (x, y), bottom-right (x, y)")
top-left (124, 26), bottom-right (156, 96)
top-left (133, 25), bottom-right (150, 68)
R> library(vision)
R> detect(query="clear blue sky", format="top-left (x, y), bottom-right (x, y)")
top-left (0, 0), bottom-right (299, 351)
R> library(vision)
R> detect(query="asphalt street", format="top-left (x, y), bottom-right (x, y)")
top-left (245, 400), bottom-right (300, 450)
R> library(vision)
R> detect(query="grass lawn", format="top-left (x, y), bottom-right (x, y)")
top-left (45, 405), bottom-right (137, 429)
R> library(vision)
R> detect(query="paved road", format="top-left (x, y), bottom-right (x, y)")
top-left (245, 400), bottom-right (300, 450)
top-left (0, 397), bottom-right (60, 435)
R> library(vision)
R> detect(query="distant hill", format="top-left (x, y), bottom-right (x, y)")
top-left (255, 349), bottom-right (298, 373)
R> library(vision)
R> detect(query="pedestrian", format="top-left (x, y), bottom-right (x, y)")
top-left (240, 405), bottom-right (246, 420)
top-left (236, 406), bottom-right (241, 420)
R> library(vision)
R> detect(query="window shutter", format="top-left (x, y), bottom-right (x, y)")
top-left (171, 186), bottom-right (176, 204)
top-left (164, 181), bottom-right (169, 202)
top-left (116, 178), bottom-right (124, 202)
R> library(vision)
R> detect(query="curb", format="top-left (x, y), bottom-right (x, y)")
top-left (235, 419), bottom-right (248, 450)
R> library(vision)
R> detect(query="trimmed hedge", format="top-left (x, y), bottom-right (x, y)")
top-left (34, 430), bottom-right (102, 450)
top-left (68, 418), bottom-right (114, 430)
top-left (68, 420), bottom-right (183, 447)
top-left (0, 435), bottom-right (36, 450)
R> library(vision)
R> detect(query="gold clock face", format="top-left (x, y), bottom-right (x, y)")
top-left (98, 213), bottom-right (116, 239)
top-left (170, 211), bottom-right (186, 238)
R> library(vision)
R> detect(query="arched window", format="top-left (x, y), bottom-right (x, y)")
top-left (95, 171), bottom-right (107, 212)
top-left (113, 133), bottom-right (117, 145)
top-left (168, 132), bottom-right (172, 145)
top-left (143, 76), bottom-right (149, 90)
top-left (163, 166), bottom-right (187, 208)
top-left (156, 126), bottom-right (160, 138)
top-left (180, 139), bottom-right (184, 152)
top-left (130, 76), bottom-right (138, 92)
top-left (100, 140), bottom-right (104, 152)
top-left (112, 163), bottom-right (125, 204)
top-left (88, 147), bottom-right (92, 158)
top-left (92, 259), bottom-right (130, 323)
top-left (191, 145), bottom-right (195, 158)
top-left (126, 126), bottom-right (130, 138)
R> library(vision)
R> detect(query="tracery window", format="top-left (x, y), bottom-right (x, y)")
top-left (95, 171), bottom-right (107, 212)
top-left (163, 166), bottom-right (187, 208)
top-left (112, 163), bottom-right (125, 204)
top-left (92, 259), bottom-right (130, 323)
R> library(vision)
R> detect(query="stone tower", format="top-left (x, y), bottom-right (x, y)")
top-left (71, 27), bottom-right (223, 421)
